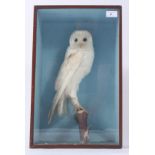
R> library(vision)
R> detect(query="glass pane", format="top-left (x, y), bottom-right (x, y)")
top-left (33, 8), bottom-right (120, 145)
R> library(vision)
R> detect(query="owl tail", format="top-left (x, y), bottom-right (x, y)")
top-left (48, 92), bottom-right (67, 124)
top-left (57, 95), bottom-right (67, 116)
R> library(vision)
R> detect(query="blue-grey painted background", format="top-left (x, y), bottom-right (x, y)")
top-left (34, 8), bottom-right (119, 144)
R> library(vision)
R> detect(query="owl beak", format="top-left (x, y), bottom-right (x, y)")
top-left (79, 43), bottom-right (84, 48)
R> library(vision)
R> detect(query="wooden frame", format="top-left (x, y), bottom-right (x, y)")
top-left (30, 5), bottom-right (122, 149)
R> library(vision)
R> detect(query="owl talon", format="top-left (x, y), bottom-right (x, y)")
top-left (76, 106), bottom-right (85, 112)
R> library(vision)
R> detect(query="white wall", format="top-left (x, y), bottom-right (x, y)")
top-left (25, 0), bottom-right (129, 154)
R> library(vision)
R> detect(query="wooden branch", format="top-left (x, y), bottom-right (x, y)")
top-left (76, 109), bottom-right (89, 144)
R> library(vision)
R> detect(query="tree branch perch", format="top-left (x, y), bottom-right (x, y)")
top-left (76, 109), bottom-right (89, 144)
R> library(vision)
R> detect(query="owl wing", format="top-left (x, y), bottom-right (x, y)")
top-left (55, 51), bottom-right (82, 91)
top-left (48, 51), bottom-right (83, 123)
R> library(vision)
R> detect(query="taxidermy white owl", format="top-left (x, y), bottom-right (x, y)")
top-left (48, 30), bottom-right (94, 124)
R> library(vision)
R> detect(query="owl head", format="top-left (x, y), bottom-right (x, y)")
top-left (69, 30), bottom-right (93, 48)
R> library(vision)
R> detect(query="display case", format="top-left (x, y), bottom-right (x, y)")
top-left (30, 5), bottom-right (122, 148)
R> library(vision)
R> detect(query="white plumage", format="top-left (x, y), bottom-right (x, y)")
top-left (48, 30), bottom-right (94, 124)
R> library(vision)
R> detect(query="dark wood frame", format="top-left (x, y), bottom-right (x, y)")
top-left (30, 5), bottom-right (122, 149)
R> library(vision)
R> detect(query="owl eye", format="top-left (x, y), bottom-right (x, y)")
top-left (83, 38), bottom-right (87, 42)
top-left (74, 38), bottom-right (78, 42)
